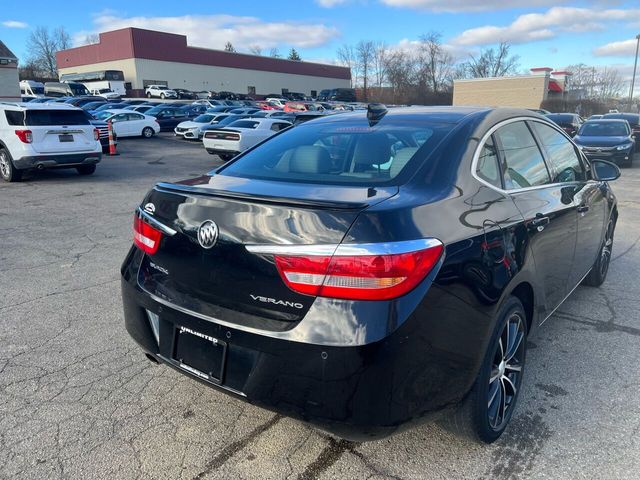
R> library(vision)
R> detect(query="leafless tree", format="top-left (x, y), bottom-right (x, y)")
top-left (269, 48), bottom-right (281, 58)
top-left (418, 32), bottom-right (453, 93)
top-left (598, 67), bottom-right (625, 100)
top-left (356, 40), bottom-right (376, 101)
top-left (463, 42), bottom-right (520, 78)
top-left (372, 42), bottom-right (388, 89)
top-left (336, 44), bottom-right (358, 87)
top-left (565, 63), bottom-right (625, 100)
top-left (81, 33), bottom-right (100, 46)
top-left (224, 42), bottom-right (236, 52)
top-left (384, 50), bottom-right (415, 103)
top-left (26, 26), bottom-right (71, 77)
top-left (248, 45), bottom-right (262, 56)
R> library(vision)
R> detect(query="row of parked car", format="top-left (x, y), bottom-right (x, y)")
top-left (545, 112), bottom-right (639, 167)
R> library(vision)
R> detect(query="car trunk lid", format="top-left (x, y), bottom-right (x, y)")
top-left (135, 174), bottom-right (397, 326)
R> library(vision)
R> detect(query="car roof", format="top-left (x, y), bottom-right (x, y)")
top-left (306, 105), bottom-right (494, 126)
top-left (102, 109), bottom-right (143, 115)
top-left (0, 102), bottom-right (81, 111)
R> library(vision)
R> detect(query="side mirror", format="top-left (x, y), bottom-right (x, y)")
top-left (591, 159), bottom-right (621, 181)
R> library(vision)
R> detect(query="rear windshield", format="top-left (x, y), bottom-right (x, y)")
top-left (579, 122), bottom-right (629, 136)
top-left (218, 118), bottom-right (448, 186)
top-left (227, 120), bottom-right (259, 129)
top-left (546, 114), bottom-right (574, 123)
top-left (25, 109), bottom-right (90, 126)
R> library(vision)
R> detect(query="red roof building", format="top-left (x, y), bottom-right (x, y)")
top-left (56, 28), bottom-right (351, 97)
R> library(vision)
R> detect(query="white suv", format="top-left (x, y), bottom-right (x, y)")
top-left (145, 85), bottom-right (178, 99)
top-left (0, 103), bottom-right (102, 182)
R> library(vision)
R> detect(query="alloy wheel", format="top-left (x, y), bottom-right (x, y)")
top-left (487, 312), bottom-right (525, 430)
top-left (600, 220), bottom-right (614, 278)
top-left (0, 151), bottom-right (9, 179)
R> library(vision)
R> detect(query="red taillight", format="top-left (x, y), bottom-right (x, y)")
top-left (94, 128), bottom-right (100, 141)
top-left (133, 215), bottom-right (162, 255)
top-left (274, 241), bottom-right (443, 301)
top-left (15, 129), bottom-right (33, 143)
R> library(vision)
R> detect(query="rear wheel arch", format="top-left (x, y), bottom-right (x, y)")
top-left (509, 282), bottom-right (535, 334)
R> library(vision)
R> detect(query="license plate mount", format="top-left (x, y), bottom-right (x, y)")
top-left (172, 325), bottom-right (227, 384)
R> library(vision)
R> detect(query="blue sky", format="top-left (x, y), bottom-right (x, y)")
top-left (2, 1), bottom-right (640, 77)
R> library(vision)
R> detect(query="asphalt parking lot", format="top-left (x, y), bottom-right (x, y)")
top-left (1, 134), bottom-right (639, 480)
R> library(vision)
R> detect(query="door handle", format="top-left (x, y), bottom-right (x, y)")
top-left (531, 214), bottom-right (550, 231)
top-left (577, 205), bottom-right (590, 213)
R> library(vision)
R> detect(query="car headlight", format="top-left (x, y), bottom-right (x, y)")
top-left (616, 143), bottom-right (633, 151)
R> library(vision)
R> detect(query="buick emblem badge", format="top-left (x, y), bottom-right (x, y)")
top-left (197, 220), bottom-right (219, 249)
top-left (144, 202), bottom-right (156, 214)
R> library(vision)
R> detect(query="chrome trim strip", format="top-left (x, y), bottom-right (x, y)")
top-left (245, 238), bottom-right (443, 256)
top-left (470, 116), bottom-right (591, 195)
top-left (539, 268), bottom-right (592, 327)
top-left (136, 207), bottom-right (177, 236)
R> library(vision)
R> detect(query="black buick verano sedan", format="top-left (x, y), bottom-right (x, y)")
top-left (121, 106), bottom-right (619, 443)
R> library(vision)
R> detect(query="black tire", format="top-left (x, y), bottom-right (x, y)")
top-left (219, 154), bottom-right (233, 162)
top-left (142, 127), bottom-right (154, 138)
top-left (583, 217), bottom-right (615, 287)
top-left (146, 92), bottom-right (152, 98)
top-left (76, 164), bottom-right (96, 175)
top-left (0, 148), bottom-right (22, 182)
top-left (439, 296), bottom-right (527, 443)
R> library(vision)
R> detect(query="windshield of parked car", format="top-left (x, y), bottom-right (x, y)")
top-left (93, 111), bottom-right (115, 121)
top-left (227, 120), bottom-right (259, 129)
top-left (218, 118), bottom-right (446, 186)
top-left (194, 114), bottom-right (215, 123)
top-left (578, 121), bottom-right (629, 136)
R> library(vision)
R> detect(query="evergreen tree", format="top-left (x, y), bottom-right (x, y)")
top-left (224, 42), bottom-right (236, 52)
top-left (287, 48), bottom-right (301, 61)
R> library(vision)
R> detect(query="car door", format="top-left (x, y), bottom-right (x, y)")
top-left (127, 113), bottom-right (146, 136)
top-left (529, 120), bottom-right (606, 287)
top-left (110, 113), bottom-right (130, 136)
top-left (493, 120), bottom-right (578, 319)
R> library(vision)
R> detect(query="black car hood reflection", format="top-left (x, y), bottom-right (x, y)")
top-left (573, 135), bottom-right (630, 147)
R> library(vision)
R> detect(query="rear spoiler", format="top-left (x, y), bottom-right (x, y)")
top-left (154, 182), bottom-right (371, 210)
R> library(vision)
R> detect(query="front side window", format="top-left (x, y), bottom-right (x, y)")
top-left (476, 136), bottom-right (502, 188)
top-left (494, 121), bottom-right (550, 190)
top-left (531, 122), bottom-right (586, 183)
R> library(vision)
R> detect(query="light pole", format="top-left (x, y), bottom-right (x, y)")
top-left (629, 34), bottom-right (640, 111)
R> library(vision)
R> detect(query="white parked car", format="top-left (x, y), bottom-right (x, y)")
top-left (145, 85), bottom-right (177, 99)
top-left (90, 88), bottom-right (120, 100)
top-left (202, 118), bottom-right (291, 161)
top-left (93, 109), bottom-right (160, 138)
top-left (174, 113), bottom-right (232, 140)
top-left (0, 103), bottom-right (101, 182)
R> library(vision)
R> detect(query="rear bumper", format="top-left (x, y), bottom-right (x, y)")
top-left (205, 148), bottom-right (239, 157)
top-left (121, 247), bottom-right (488, 440)
top-left (14, 152), bottom-right (102, 170)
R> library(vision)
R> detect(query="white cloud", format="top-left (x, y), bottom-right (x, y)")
top-left (2, 20), bottom-right (28, 29)
top-left (73, 14), bottom-right (340, 51)
top-left (381, 0), bottom-right (564, 13)
top-left (594, 38), bottom-right (640, 57)
top-left (453, 7), bottom-right (640, 46)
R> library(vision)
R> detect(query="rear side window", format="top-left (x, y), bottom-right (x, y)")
top-left (494, 121), bottom-right (550, 190)
top-left (476, 136), bottom-right (502, 188)
top-left (530, 122), bottom-right (586, 183)
top-left (25, 110), bottom-right (90, 126)
top-left (5, 110), bottom-right (24, 126)
top-left (218, 120), bottom-right (448, 186)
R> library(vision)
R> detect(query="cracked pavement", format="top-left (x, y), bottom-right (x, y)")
top-left (1, 135), bottom-right (639, 479)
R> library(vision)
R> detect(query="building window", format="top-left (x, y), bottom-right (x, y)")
top-left (248, 86), bottom-right (256, 95)
top-left (311, 90), bottom-right (317, 98)
top-left (281, 88), bottom-right (289, 95)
